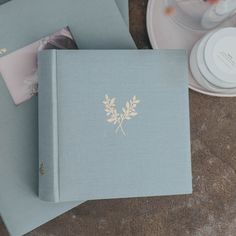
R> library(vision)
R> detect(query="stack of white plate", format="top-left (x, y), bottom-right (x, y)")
top-left (190, 27), bottom-right (236, 94)
top-left (147, 0), bottom-right (236, 96)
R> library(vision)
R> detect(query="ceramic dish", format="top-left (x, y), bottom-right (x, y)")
top-left (195, 28), bottom-right (236, 90)
top-left (190, 41), bottom-right (236, 94)
top-left (146, 0), bottom-right (236, 97)
top-left (204, 27), bottom-right (236, 84)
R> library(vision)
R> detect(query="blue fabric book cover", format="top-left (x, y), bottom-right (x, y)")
top-left (38, 50), bottom-right (192, 203)
top-left (0, 0), bottom-right (134, 235)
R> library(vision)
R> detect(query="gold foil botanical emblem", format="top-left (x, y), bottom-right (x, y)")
top-left (0, 48), bottom-right (7, 56)
top-left (103, 95), bottom-right (140, 136)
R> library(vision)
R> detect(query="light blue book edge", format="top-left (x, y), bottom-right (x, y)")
top-left (38, 50), bottom-right (192, 203)
top-left (115, 0), bottom-right (129, 26)
top-left (7, 0), bottom-right (130, 26)
top-left (0, 0), bottom-right (134, 235)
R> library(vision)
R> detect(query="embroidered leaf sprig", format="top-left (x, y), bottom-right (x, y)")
top-left (103, 95), bottom-right (140, 136)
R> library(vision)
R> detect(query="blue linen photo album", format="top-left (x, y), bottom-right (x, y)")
top-left (38, 50), bottom-right (192, 203)
top-left (0, 0), bottom-right (135, 235)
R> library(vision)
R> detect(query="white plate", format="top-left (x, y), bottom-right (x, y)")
top-left (204, 27), bottom-right (236, 83)
top-left (146, 0), bottom-right (236, 97)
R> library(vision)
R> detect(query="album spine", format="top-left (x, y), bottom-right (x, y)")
top-left (38, 50), bottom-right (60, 202)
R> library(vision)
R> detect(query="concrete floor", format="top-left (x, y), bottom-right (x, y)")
top-left (2, 0), bottom-right (236, 235)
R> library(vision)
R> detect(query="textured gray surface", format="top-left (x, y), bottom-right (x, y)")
top-left (1, 0), bottom-right (236, 235)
